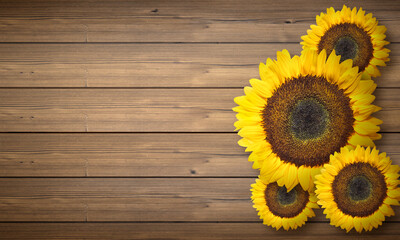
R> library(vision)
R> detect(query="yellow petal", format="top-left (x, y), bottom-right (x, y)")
top-left (325, 50), bottom-right (341, 82)
top-left (338, 66), bottom-right (359, 90)
top-left (298, 166), bottom-right (311, 191)
top-left (234, 96), bottom-right (263, 112)
top-left (238, 125), bottom-right (265, 141)
top-left (244, 86), bottom-right (266, 107)
top-left (352, 80), bottom-right (376, 95)
top-left (249, 78), bottom-right (274, 99)
top-left (285, 164), bottom-right (298, 191)
top-left (373, 50), bottom-right (389, 59)
top-left (379, 204), bottom-right (395, 217)
top-left (353, 217), bottom-right (363, 233)
top-left (354, 120), bottom-right (380, 136)
top-left (348, 134), bottom-right (374, 147)
top-left (316, 49), bottom-right (327, 76)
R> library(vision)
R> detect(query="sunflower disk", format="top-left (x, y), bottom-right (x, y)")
top-left (301, 5), bottom-right (390, 78)
top-left (315, 146), bottom-right (400, 233)
top-left (234, 49), bottom-right (382, 192)
top-left (251, 178), bottom-right (318, 230)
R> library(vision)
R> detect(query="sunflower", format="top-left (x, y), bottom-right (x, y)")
top-left (251, 178), bottom-right (318, 230)
top-left (301, 5), bottom-right (390, 78)
top-left (315, 146), bottom-right (400, 233)
top-left (233, 49), bottom-right (381, 192)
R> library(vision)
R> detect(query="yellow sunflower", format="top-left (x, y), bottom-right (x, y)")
top-left (301, 5), bottom-right (390, 78)
top-left (233, 49), bottom-right (382, 192)
top-left (251, 178), bottom-right (318, 230)
top-left (315, 146), bottom-right (400, 233)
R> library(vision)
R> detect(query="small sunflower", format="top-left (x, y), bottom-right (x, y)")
top-left (315, 146), bottom-right (400, 233)
top-left (301, 5), bottom-right (390, 78)
top-left (251, 178), bottom-right (318, 230)
top-left (234, 49), bottom-right (381, 192)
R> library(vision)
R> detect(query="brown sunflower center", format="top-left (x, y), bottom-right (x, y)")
top-left (290, 98), bottom-right (329, 140)
top-left (335, 36), bottom-right (358, 61)
top-left (348, 175), bottom-right (372, 201)
top-left (265, 183), bottom-right (309, 218)
top-left (262, 75), bottom-right (355, 167)
top-left (332, 162), bottom-right (387, 217)
top-left (277, 185), bottom-right (297, 205)
top-left (318, 23), bottom-right (373, 71)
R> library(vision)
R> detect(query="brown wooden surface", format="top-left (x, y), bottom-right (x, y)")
top-left (0, 0), bottom-right (399, 239)
top-left (0, 43), bottom-right (399, 88)
top-left (0, 178), bottom-right (399, 222)
top-left (0, 133), bottom-right (398, 177)
top-left (0, 88), bottom-right (397, 132)
top-left (0, 223), bottom-right (399, 240)
top-left (0, 0), bottom-right (398, 43)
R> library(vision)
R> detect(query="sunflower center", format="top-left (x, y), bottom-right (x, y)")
top-left (332, 162), bottom-right (387, 217)
top-left (348, 175), bottom-right (372, 201)
top-left (277, 186), bottom-right (297, 205)
top-left (290, 98), bottom-right (328, 140)
top-left (334, 36), bottom-right (358, 62)
top-left (265, 183), bottom-right (309, 218)
top-left (318, 23), bottom-right (373, 71)
top-left (262, 75), bottom-right (355, 167)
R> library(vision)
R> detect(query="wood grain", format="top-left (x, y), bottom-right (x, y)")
top-left (0, 133), bottom-right (253, 177)
top-left (0, 0), bottom-right (399, 237)
top-left (0, 133), bottom-right (398, 177)
top-left (0, 0), bottom-right (398, 43)
top-left (0, 222), bottom-right (399, 240)
top-left (0, 88), bottom-right (397, 132)
top-left (0, 43), bottom-right (398, 88)
top-left (0, 178), bottom-right (257, 222)
top-left (0, 178), bottom-right (399, 222)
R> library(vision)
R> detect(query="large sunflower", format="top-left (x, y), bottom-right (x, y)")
top-left (234, 49), bottom-right (381, 192)
top-left (315, 146), bottom-right (400, 233)
top-left (301, 5), bottom-right (390, 78)
top-left (251, 178), bottom-right (318, 230)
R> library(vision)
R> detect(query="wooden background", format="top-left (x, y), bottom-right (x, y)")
top-left (0, 0), bottom-right (399, 239)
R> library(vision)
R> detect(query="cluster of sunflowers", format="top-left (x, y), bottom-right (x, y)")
top-left (233, 6), bottom-right (399, 233)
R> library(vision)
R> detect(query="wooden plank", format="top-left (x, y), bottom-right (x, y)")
top-left (0, 222), bottom-right (399, 239)
top-left (0, 133), bottom-right (254, 177)
top-left (0, 178), bottom-right (399, 222)
top-left (1, 0), bottom-right (397, 19)
top-left (0, 133), bottom-right (398, 177)
top-left (0, 178), bottom-right (255, 222)
top-left (0, 88), bottom-right (397, 132)
top-left (0, 43), bottom-right (298, 88)
top-left (0, 43), bottom-right (398, 88)
top-left (0, 0), bottom-right (398, 43)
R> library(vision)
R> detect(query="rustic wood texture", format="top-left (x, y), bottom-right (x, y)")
top-left (0, 0), bottom-right (399, 239)
top-left (0, 133), bottom-right (398, 177)
top-left (0, 89), bottom-right (397, 132)
top-left (0, 223), bottom-right (400, 240)
top-left (0, 43), bottom-right (399, 88)
top-left (0, 178), bottom-right (399, 222)
top-left (0, 178), bottom-right (255, 222)
top-left (0, 0), bottom-right (398, 43)
top-left (0, 222), bottom-right (400, 240)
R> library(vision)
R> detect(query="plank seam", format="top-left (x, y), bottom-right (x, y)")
top-left (0, 132), bottom-right (398, 134)
top-left (0, 87), bottom-right (398, 89)
top-left (0, 176), bottom-right (258, 179)
top-left (0, 221), bottom-right (398, 223)
top-left (0, 42), bottom-right (398, 44)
